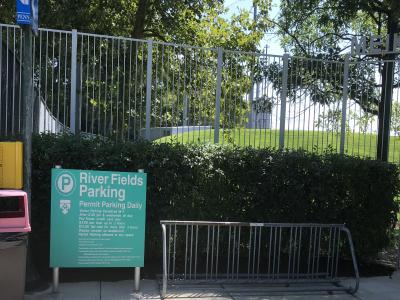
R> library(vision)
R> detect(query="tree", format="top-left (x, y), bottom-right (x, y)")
top-left (262, 0), bottom-right (400, 159)
top-left (1, 1), bottom-right (273, 139)
top-left (0, 1), bottom-right (270, 47)
top-left (315, 109), bottom-right (342, 133)
top-left (349, 110), bottom-right (375, 134)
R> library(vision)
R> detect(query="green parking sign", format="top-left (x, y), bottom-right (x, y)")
top-left (50, 168), bottom-right (147, 267)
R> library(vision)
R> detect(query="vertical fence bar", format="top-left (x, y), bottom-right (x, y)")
top-left (214, 47), bottom-right (223, 144)
top-left (340, 55), bottom-right (350, 154)
top-left (279, 53), bottom-right (289, 149)
top-left (183, 95), bottom-right (188, 126)
top-left (76, 61), bottom-right (81, 134)
top-left (145, 40), bottom-right (153, 140)
top-left (249, 69), bottom-right (254, 134)
top-left (70, 29), bottom-right (78, 133)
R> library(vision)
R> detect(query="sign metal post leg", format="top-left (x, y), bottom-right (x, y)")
top-left (135, 169), bottom-right (144, 292)
top-left (53, 267), bottom-right (59, 293)
top-left (53, 165), bottom-right (62, 293)
top-left (134, 267), bottom-right (140, 291)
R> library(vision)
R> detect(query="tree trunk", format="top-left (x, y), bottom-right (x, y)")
top-left (376, 16), bottom-right (398, 161)
top-left (132, 0), bottom-right (149, 39)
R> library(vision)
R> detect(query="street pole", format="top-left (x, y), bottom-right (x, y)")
top-left (22, 25), bottom-right (43, 290)
top-left (16, 0), bottom-right (46, 292)
top-left (22, 26), bottom-right (32, 217)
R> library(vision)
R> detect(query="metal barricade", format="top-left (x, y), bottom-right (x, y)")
top-left (160, 221), bottom-right (359, 297)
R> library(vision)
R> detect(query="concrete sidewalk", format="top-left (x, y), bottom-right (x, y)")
top-left (25, 272), bottom-right (400, 300)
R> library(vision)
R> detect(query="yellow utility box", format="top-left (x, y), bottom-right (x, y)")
top-left (0, 142), bottom-right (23, 189)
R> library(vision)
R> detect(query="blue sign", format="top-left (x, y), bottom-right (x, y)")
top-left (16, 0), bottom-right (31, 25)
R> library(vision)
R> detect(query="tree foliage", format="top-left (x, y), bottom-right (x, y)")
top-left (261, 0), bottom-right (400, 117)
top-left (1, 1), bottom-right (274, 137)
top-left (0, 0), bottom-right (271, 49)
top-left (276, 0), bottom-right (399, 56)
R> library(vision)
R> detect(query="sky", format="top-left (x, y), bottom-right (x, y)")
top-left (224, 0), bottom-right (283, 55)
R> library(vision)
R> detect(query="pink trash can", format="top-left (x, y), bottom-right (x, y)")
top-left (0, 190), bottom-right (31, 300)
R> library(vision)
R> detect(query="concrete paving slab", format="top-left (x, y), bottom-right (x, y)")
top-left (24, 272), bottom-right (400, 300)
top-left (101, 279), bottom-right (161, 300)
top-left (346, 274), bottom-right (400, 300)
top-left (231, 294), bottom-right (356, 300)
top-left (25, 281), bottom-right (100, 300)
top-left (162, 283), bottom-right (232, 299)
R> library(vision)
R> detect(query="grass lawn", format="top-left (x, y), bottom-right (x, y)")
top-left (156, 128), bottom-right (400, 164)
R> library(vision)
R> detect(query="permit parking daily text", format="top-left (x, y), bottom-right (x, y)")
top-left (79, 200), bottom-right (143, 210)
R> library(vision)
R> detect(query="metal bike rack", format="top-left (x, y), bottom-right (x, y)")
top-left (160, 221), bottom-right (359, 298)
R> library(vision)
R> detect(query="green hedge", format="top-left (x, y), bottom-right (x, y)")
top-left (30, 133), bottom-right (399, 272)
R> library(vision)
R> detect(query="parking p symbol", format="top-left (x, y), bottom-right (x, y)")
top-left (56, 172), bottom-right (75, 195)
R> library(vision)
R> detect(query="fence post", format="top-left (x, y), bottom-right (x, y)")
top-left (70, 29), bottom-right (78, 134)
top-left (76, 61), bottom-right (81, 134)
top-left (145, 40), bottom-right (153, 140)
top-left (248, 70), bottom-right (255, 129)
top-left (279, 53), bottom-right (289, 149)
top-left (183, 94), bottom-right (188, 126)
top-left (340, 54), bottom-right (350, 154)
top-left (214, 47), bottom-right (223, 144)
